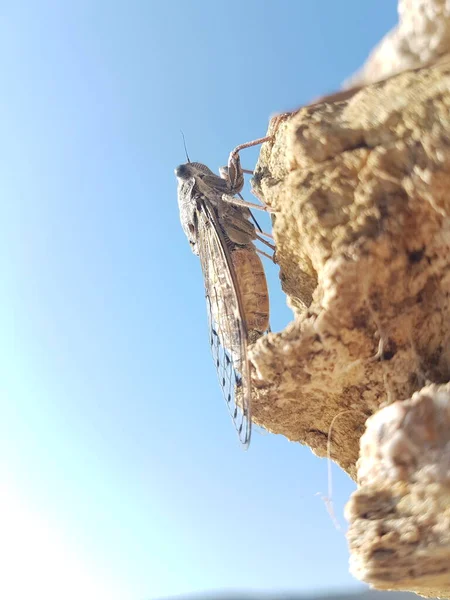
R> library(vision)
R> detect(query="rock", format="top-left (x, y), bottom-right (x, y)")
top-left (346, 384), bottom-right (450, 597)
top-left (247, 2), bottom-right (450, 596)
top-left (249, 56), bottom-right (450, 480)
top-left (346, 0), bottom-right (450, 88)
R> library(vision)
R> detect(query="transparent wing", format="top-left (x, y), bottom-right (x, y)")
top-left (196, 202), bottom-right (252, 448)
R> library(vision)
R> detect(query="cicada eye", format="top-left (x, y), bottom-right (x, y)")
top-left (175, 164), bottom-right (190, 179)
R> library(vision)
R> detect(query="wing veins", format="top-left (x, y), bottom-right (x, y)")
top-left (196, 198), bottom-right (252, 447)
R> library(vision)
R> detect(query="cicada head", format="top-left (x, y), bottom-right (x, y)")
top-left (175, 162), bottom-right (225, 255)
top-left (175, 163), bottom-right (201, 254)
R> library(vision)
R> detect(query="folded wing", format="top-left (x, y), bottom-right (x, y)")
top-left (196, 201), bottom-right (252, 448)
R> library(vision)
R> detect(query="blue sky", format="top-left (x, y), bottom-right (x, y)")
top-left (0, 2), bottom-right (398, 599)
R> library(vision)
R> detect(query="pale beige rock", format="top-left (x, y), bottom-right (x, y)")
top-left (249, 58), bottom-right (450, 481)
top-left (346, 384), bottom-right (450, 598)
top-left (346, 0), bottom-right (450, 87)
top-left (246, 5), bottom-right (450, 597)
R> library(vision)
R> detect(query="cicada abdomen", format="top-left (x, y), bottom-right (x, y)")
top-left (203, 221), bottom-right (269, 360)
top-left (230, 247), bottom-right (269, 344)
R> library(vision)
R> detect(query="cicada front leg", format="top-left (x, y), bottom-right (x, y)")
top-left (225, 136), bottom-right (272, 196)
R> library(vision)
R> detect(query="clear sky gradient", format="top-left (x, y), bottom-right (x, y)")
top-left (0, 2), bottom-right (398, 599)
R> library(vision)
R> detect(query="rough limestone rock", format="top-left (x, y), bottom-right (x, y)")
top-left (246, 2), bottom-right (450, 596)
top-left (346, 384), bottom-right (450, 598)
top-left (248, 56), bottom-right (450, 483)
top-left (346, 0), bottom-right (450, 88)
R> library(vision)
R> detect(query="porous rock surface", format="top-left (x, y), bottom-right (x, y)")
top-left (346, 0), bottom-right (450, 88)
top-left (346, 384), bottom-right (450, 597)
top-left (246, 2), bottom-right (450, 596)
top-left (249, 57), bottom-right (450, 481)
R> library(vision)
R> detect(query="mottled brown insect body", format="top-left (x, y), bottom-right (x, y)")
top-left (205, 243), bottom-right (270, 362)
top-left (175, 138), bottom-right (273, 448)
top-left (230, 248), bottom-right (269, 342)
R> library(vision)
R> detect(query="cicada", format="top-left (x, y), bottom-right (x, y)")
top-left (175, 138), bottom-right (274, 447)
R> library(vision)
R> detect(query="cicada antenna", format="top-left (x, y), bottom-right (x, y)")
top-left (180, 130), bottom-right (191, 163)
